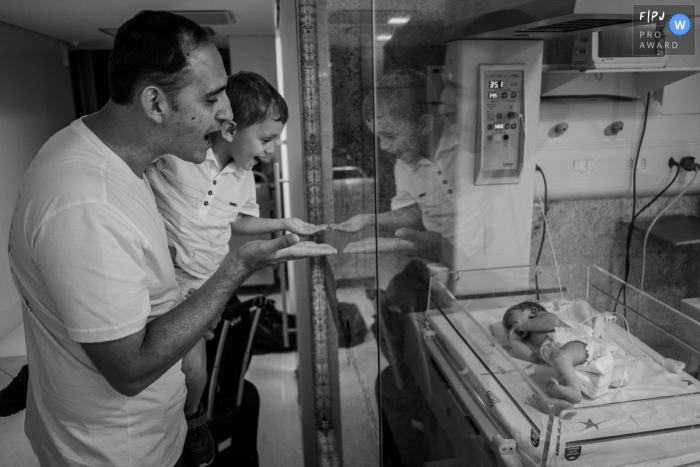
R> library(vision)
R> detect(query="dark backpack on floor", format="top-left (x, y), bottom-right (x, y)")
top-left (252, 299), bottom-right (297, 354)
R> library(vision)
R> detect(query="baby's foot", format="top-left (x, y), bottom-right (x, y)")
top-left (547, 378), bottom-right (583, 404)
top-left (532, 393), bottom-right (575, 417)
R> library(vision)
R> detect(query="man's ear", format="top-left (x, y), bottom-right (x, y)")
top-left (140, 86), bottom-right (169, 124)
top-left (419, 114), bottom-right (433, 135)
top-left (221, 120), bottom-right (237, 142)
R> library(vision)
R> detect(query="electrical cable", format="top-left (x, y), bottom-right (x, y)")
top-left (611, 161), bottom-right (679, 312)
top-left (634, 162), bottom-right (680, 219)
top-left (534, 166), bottom-right (548, 300)
top-left (625, 92), bottom-right (652, 284)
top-left (613, 92), bottom-right (651, 313)
top-left (534, 166), bottom-right (548, 266)
top-left (640, 168), bottom-right (699, 290)
top-left (520, 114), bottom-right (563, 300)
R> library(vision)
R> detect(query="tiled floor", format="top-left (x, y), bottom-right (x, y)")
top-left (0, 324), bottom-right (37, 467)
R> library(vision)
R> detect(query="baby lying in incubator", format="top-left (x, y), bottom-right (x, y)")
top-left (502, 301), bottom-right (622, 415)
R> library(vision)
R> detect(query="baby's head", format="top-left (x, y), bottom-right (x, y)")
top-left (502, 301), bottom-right (546, 334)
top-left (362, 69), bottom-right (430, 160)
top-left (214, 71), bottom-right (288, 171)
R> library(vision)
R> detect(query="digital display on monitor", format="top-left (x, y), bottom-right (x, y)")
top-left (488, 92), bottom-right (498, 99)
top-left (489, 80), bottom-right (504, 89)
top-left (494, 122), bottom-right (505, 130)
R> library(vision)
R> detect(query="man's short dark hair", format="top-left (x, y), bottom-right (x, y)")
top-left (108, 10), bottom-right (215, 106)
top-left (226, 71), bottom-right (288, 130)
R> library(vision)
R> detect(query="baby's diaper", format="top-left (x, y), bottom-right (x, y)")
top-left (540, 326), bottom-right (615, 399)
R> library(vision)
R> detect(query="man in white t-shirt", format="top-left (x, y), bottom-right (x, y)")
top-left (7, 11), bottom-right (335, 467)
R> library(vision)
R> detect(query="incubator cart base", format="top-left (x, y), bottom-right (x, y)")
top-left (405, 314), bottom-right (522, 467)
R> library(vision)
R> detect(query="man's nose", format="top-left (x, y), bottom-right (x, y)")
top-left (215, 94), bottom-right (233, 122)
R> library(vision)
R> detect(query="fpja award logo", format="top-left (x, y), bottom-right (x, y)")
top-left (633, 4), bottom-right (695, 56)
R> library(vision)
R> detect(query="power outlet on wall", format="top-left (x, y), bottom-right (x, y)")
top-left (627, 158), bottom-right (647, 170)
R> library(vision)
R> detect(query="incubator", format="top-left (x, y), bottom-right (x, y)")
top-left (405, 265), bottom-right (700, 466)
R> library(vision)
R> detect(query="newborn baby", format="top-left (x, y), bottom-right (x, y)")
top-left (502, 301), bottom-right (617, 415)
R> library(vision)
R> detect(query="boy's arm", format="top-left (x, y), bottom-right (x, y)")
top-left (231, 215), bottom-right (326, 236)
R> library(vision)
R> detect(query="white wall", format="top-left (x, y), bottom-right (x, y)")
top-left (535, 73), bottom-right (700, 200)
top-left (227, 35), bottom-right (277, 86)
top-left (0, 22), bottom-right (75, 340)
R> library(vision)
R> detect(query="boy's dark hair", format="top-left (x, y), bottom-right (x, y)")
top-left (108, 10), bottom-right (215, 106)
top-left (226, 71), bottom-right (288, 130)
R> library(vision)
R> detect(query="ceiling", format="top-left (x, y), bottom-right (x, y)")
top-left (0, 0), bottom-right (276, 50)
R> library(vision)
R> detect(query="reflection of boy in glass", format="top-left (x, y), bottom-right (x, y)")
top-left (331, 70), bottom-right (453, 263)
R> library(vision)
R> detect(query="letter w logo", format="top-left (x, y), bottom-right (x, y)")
top-left (674, 19), bottom-right (687, 30)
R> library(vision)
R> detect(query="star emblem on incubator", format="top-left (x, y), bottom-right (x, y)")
top-left (580, 419), bottom-right (599, 430)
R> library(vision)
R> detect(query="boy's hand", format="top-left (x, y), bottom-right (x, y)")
top-left (283, 218), bottom-right (328, 236)
top-left (330, 214), bottom-right (374, 233)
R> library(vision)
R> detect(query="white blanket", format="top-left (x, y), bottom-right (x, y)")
top-left (428, 299), bottom-right (700, 467)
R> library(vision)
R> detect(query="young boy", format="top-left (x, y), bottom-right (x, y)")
top-left (0, 71), bottom-right (326, 467)
top-left (147, 70), bottom-right (326, 466)
top-left (502, 301), bottom-right (616, 415)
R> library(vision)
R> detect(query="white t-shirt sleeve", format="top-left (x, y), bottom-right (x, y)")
top-left (32, 204), bottom-right (152, 343)
top-left (391, 161), bottom-right (416, 211)
top-left (238, 174), bottom-right (260, 218)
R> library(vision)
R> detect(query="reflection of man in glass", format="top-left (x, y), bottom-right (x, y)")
top-left (331, 69), bottom-right (457, 264)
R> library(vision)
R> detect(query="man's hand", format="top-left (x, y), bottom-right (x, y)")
top-left (283, 218), bottom-right (328, 236)
top-left (343, 228), bottom-right (443, 263)
top-left (394, 228), bottom-right (443, 262)
top-left (233, 233), bottom-right (337, 272)
top-left (330, 214), bottom-right (374, 233)
top-left (343, 237), bottom-right (413, 254)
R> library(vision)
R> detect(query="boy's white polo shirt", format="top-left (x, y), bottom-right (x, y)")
top-left (146, 150), bottom-right (259, 279)
top-left (392, 157), bottom-right (453, 233)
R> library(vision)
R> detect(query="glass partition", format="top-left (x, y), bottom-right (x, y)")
top-left (296, 0), bottom-right (700, 466)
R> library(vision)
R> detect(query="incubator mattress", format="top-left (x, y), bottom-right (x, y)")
top-left (427, 299), bottom-right (700, 467)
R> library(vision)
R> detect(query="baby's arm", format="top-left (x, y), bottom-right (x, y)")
top-left (508, 334), bottom-right (541, 363)
top-left (518, 312), bottom-right (561, 333)
top-left (231, 215), bottom-right (326, 236)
